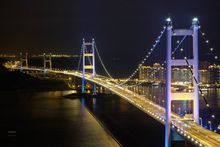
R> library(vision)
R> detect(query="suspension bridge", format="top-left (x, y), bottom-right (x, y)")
top-left (6, 18), bottom-right (220, 147)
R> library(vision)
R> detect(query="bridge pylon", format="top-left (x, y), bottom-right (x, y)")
top-left (43, 53), bottom-right (52, 71)
top-left (82, 38), bottom-right (96, 94)
top-left (165, 18), bottom-right (199, 147)
top-left (20, 52), bottom-right (28, 71)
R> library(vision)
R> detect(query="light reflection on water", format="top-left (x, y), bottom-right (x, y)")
top-left (31, 90), bottom-right (77, 98)
top-left (2, 90), bottom-right (120, 147)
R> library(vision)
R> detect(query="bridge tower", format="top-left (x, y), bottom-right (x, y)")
top-left (20, 52), bottom-right (28, 70)
top-left (43, 53), bottom-right (52, 70)
top-left (82, 38), bottom-right (96, 94)
top-left (165, 18), bottom-right (199, 147)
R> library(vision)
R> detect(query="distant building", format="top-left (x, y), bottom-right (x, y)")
top-left (153, 63), bottom-right (165, 83)
top-left (139, 65), bottom-right (153, 82)
top-left (209, 65), bottom-right (220, 84)
top-left (139, 63), bottom-right (165, 83)
top-left (172, 67), bottom-right (192, 83)
top-left (199, 70), bottom-right (210, 84)
top-left (139, 63), bottom-right (220, 84)
top-left (200, 61), bottom-right (210, 70)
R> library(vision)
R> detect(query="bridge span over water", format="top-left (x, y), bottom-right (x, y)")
top-left (12, 67), bottom-right (220, 147)
top-left (7, 17), bottom-right (220, 147)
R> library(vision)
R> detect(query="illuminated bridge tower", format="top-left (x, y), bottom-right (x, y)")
top-left (43, 53), bottom-right (52, 70)
top-left (20, 52), bottom-right (28, 70)
top-left (165, 18), bottom-right (199, 147)
top-left (82, 38), bottom-right (96, 94)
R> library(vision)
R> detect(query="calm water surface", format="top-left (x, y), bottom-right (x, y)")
top-left (0, 90), bottom-right (119, 147)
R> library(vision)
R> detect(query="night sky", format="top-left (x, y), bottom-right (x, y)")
top-left (0, 0), bottom-right (220, 76)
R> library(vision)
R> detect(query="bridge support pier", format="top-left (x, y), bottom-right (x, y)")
top-left (20, 52), bottom-right (28, 71)
top-left (82, 38), bottom-right (96, 95)
top-left (43, 53), bottom-right (52, 74)
top-left (165, 18), bottom-right (199, 147)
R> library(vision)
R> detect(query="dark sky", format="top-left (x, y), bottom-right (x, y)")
top-left (0, 0), bottom-right (220, 76)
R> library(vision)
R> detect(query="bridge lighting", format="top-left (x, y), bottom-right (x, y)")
top-left (180, 48), bottom-right (183, 52)
top-left (208, 121), bottom-right (212, 130)
top-left (193, 17), bottom-right (198, 22)
top-left (206, 40), bottom-right (209, 43)
top-left (202, 33), bottom-right (205, 36)
top-left (199, 118), bottom-right (203, 126)
top-left (211, 115), bottom-right (215, 118)
top-left (166, 17), bottom-right (171, 22)
top-left (214, 56), bottom-right (218, 59)
top-left (210, 48), bottom-right (213, 51)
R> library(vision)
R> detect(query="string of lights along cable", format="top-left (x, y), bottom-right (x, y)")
top-left (198, 23), bottom-right (220, 131)
top-left (94, 43), bottom-right (115, 80)
top-left (119, 26), bottom-right (167, 86)
top-left (169, 17), bottom-right (219, 132)
top-left (127, 32), bottom-right (187, 87)
top-left (199, 27), bottom-right (219, 61)
top-left (77, 45), bottom-right (83, 71)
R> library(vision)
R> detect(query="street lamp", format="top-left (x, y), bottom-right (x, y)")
top-left (199, 117), bottom-right (203, 126)
top-left (178, 107), bottom-right (181, 115)
top-left (172, 105), bottom-right (175, 112)
top-left (184, 110), bottom-right (187, 115)
top-left (208, 121), bottom-right (212, 131)
top-left (153, 96), bottom-right (156, 103)
top-left (162, 100), bottom-right (165, 107)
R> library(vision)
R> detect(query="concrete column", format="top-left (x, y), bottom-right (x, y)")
top-left (165, 18), bottom-right (172, 147)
